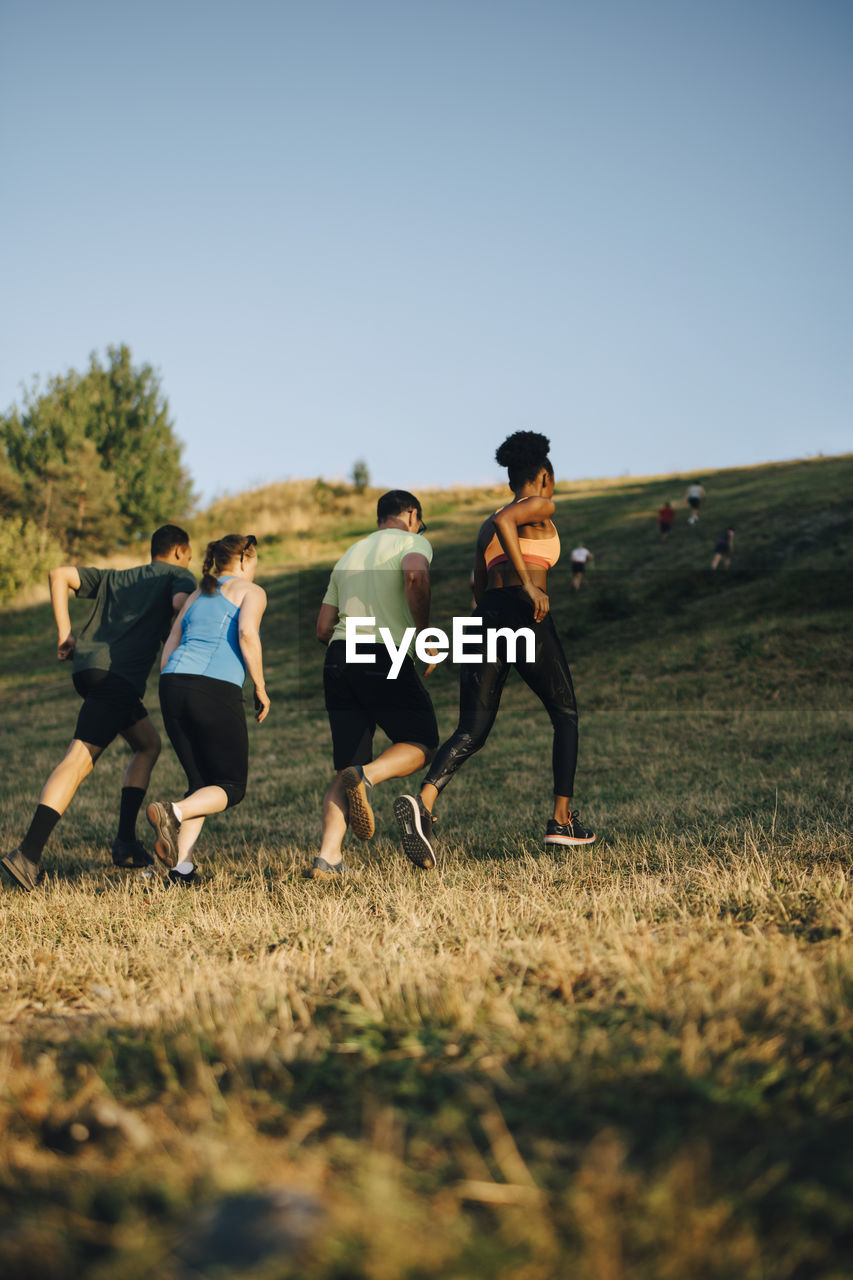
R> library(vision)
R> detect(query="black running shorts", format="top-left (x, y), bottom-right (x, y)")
top-left (323, 640), bottom-right (439, 770)
top-left (72, 669), bottom-right (148, 748)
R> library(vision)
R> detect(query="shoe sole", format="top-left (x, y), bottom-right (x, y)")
top-left (341, 767), bottom-right (375, 840)
top-left (393, 795), bottom-right (436, 869)
top-left (544, 833), bottom-right (596, 847)
top-left (146, 803), bottom-right (179, 872)
top-left (303, 854), bottom-right (347, 880)
top-left (1, 853), bottom-right (42, 891)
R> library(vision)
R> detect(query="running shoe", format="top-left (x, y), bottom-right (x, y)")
top-left (146, 801), bottom-right (181, 871)
top-left (303, 856), bottom-right (347, 880)
top-left (393, 794), bottom-right (437, 869)
top-left (340, 765), bottom-right (375, 840)
top-left (1, 846), bottom-right (44, 891)
top-left (544, 813), bottom-right (596, 847)
top-left (168, 866), bottom-right (201, 888)
top-left (111, 837), bottom-right (154, 868)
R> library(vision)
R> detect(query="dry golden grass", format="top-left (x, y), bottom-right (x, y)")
top-left (1, 814), bottom-right (851, 1278)
top-left (2, 455), bottom-right (852, 1277)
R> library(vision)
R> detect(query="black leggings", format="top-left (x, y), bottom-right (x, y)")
top-left (159, 673), bottom-right (248, 808)
top-left (424, 588), bottom-right (579, 798)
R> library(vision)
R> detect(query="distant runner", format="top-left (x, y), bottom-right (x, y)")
top-left (570, 544), bottom-right (594, 591)
top-left (711, 527), bottom-right (735, 570)
top-left (685, 481), bottom-right (706, 524)
top-left (657, 501), bottom-right (675, 541)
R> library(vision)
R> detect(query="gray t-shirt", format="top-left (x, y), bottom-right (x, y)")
top-left (73, 562), bottom-right (196, 694)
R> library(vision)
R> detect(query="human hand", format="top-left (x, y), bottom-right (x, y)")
top-left (423, 644), bottom-right (442, 677)
top-left (524, 584), bottom-right (549, 621)
top-left (254, 687), bottom-right (270, 723)
top-left (57, 633), bottom-right (76, 661)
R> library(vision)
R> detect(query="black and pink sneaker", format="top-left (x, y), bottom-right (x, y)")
top-left (544, 813), bottom-right (596, 846)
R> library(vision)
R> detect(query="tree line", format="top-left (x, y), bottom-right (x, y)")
top-left (0, 345), bottom-right (194, 600)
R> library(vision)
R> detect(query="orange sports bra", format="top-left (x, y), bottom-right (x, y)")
top-left (483, 518), bottom-right (561, 571)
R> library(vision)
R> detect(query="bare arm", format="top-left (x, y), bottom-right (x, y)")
top-left (493, 497), bottom-right (555, 621)
top-left (238, 583), bottom-right (270, 723)
top-left (316, 603), bottom-right (339, 645)
top-left (160, 589), bottom-right (199, 671)
top-left (49, 566), bottom-right (82, 660)
top-left (402, 552), bottom-right (431, 631)
top-left (472, 543), bottom-right (488, 606)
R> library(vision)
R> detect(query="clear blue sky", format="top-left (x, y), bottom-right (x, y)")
top-left (1, 0), bottom-right (850, 503)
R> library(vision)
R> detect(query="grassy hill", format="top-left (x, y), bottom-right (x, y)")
top-left (0, 455), bottom-right (851, 1278)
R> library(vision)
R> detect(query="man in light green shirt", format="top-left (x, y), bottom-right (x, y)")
top-left (322, 522), bottom-right (434, 654)
top-left (308, 490), bottom-right (439, 878)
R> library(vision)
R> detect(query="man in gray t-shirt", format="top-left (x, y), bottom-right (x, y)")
top-left (2, 525), bottom-right (195, 891)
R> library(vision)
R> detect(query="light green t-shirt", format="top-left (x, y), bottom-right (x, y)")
top-left (323, 528), bottom-right (433, 653)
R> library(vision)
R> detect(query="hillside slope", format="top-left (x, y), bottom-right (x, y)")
top-left (0, 455), bottom-right (851, 1279)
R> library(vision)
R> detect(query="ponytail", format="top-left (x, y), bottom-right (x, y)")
top-left (201, 534), bottom-right (257, 594)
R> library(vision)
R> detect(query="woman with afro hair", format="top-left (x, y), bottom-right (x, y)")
top-left (394, 431), bottom-right (594, 866)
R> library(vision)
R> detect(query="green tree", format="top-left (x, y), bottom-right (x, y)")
top-left (0, 452), bottom-right (23, 514)
top-left (1, 345), bottom-right (194, 556)
top-left (351, 458), bottom-right (370, 493)
top-left (0, 516), bottom-right (64, 604)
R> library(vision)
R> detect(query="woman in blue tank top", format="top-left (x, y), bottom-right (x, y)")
top-left (146, 534), bottom-right (269, 884)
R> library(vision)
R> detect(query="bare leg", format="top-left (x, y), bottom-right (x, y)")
top-left (420, 782), bottom-right (439, 814)
top-left (177, 786), bottom-right (228, 820)
top-left (148, 787), bottom-right (225, 869)
top-left (318, 775), bottom-right (348, 863)
top-left (320, 741), bottom-right (431, 864)
top-left (553, 795), bottom-right (571, 824)
top-left (40, 740), bottom-right (102, 814)
top-left (177, 816), bottom-right (205, 860)
top-left (120, 717), bottom-right (160, 789)
top-left (363, 741), bottom-right (429, 786)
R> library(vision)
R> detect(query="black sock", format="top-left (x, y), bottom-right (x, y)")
top-left (20, 805), bottom-right (61, 861)
top-left (117, 787), bottom-right (146, 841)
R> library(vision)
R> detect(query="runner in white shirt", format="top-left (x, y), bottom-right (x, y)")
top-left (685, 482), bottom-right (706, 524)
top-left (570, 545), bottom-right (594, 592)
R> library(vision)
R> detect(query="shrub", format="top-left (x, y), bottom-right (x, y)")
top-left (0, 517), bottom-right (64, 604)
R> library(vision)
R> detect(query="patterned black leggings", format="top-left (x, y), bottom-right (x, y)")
top-left (424, 588), bottom-right (579, 798)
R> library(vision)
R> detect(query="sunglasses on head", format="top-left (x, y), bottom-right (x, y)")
top-left (240, 534), bottom-right (257, 563)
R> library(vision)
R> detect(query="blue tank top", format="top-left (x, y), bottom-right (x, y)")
top-left (162, 579), bottom-right (246, 686)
